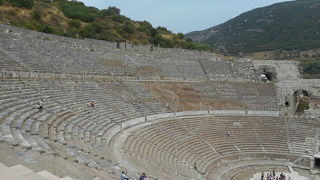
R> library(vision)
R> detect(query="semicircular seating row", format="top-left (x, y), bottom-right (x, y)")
top-left (0, 24), bottom-right (255, 81)
top-left (123, 116), bottom-right (319, 176)
top-left (0, 78), bottom-right (311, 176)
top-left (0, 79), bottom-right (169, 170)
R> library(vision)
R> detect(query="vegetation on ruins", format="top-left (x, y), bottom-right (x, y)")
top-left (302, 62), bottom-right (320, 79)
top-left (296, 97), bottom-right (310, 115)
top-left (0, 0), bottom-right (210, 51)
top-left (304, 63), bottom-right (320, 75)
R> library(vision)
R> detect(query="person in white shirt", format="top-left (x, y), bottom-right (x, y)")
top-left (120, 171), bottom-right (129, 180)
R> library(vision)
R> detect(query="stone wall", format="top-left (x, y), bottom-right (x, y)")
top-left (0, 24), bottom-right (255, 82)
top-left (252, 60), bottom-right (320, 116)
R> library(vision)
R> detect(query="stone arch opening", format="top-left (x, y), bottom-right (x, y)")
top-left (315, 157), bottom-right (320, 168)
top-left (285, 101), bottom-right (289, 107)
top-left (293, 89), bottom-right (310, 114)
top-left (264, 71), bottom-right (276, 81)
top-left (258, 66), bottom-right (277, 82)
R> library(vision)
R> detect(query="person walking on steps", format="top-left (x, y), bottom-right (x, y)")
top-left (139, 172), bottom-right (146, 180)
top-left (35, 99), bottom-right (44, 112)
top-left (120, 171), bottom-right (129, 180)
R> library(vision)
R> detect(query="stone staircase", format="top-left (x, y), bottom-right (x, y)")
top-left (0, 162), bottom-right (73, 180)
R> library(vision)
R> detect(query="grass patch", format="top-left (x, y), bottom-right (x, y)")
top-left (296, 97), bottom-right (310, 114)
top-left (99, 59), bottom-right (124, 67)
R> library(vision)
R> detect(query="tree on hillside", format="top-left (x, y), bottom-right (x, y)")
top-left (112, 15), bottom-right (128, 23)
top-left (101, 6), bottom-right (120, 16)
top-left (153, 35), bottom-right (173, 48)
top-left (10, 0), bottom-right (35, 9)
top-left (1, 0), bottom-right (211, 52)
top-left (177, 33), bottom-right (184, 39)
top-left (137, 21), bottom-right (153, 35)
top-left (157, 26), bottom-right (171, 33)
top-left (59, 1), bottom-right (101, 22)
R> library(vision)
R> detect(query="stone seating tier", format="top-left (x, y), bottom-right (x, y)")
top-left (124, 116), bottom-right (319, 176)
top-left (1, 24), bottom-right (258, 81)
top-left (0, 162), bottom-right (74, 180)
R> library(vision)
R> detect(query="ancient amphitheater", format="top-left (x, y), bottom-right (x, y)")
top-left (0, 24), bottom-right (320, 180)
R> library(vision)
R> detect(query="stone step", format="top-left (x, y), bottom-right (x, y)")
top-left (37, 170), bottom-right (61, 180)
top-left (0, 162), bottom-right (74, 180)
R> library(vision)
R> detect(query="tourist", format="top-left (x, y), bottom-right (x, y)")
top-left (261, 171), bottom-right (264, 180)
top-left (34, 104), bottom-right (40, 110)
top-left (35, 99), bottom-right (44, 112)
top-left (193, 163), bottom-right (197, 171)
top-left (39, 99), bottom-right (44, 110)
top-left (139, 172), bottom-right (146, 180)
top-left (279, 173), bottom-right (285, 180)
top-left (269, 171), bottom-right (273, 179)
top-left (88, 101), bottom-right (96, 108)
top-left (260, 74), bottom-right (267, 82)
top-left (120, 171), bottom-right (129, 180)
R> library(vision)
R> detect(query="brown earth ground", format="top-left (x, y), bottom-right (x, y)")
top-left (135, 66), bottom-right (162, 78)
top-left (142, 82), bottom-right (244, 111)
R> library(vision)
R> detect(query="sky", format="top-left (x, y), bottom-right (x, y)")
top-left (79, 0), bottom-right (291, 34)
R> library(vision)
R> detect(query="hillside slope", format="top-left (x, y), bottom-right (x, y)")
top-left (186, 0), bottom-right (320, 55)
top-left (0, 0), bottom-right (210, 50)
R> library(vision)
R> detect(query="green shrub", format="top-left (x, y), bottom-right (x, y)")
top-left (10, 0), bottom-right (35, 9)
top-left (31, 10), bottom-right (41, 20)
top-left (20, 20), bottom-right (38, 30)
top-left (25, 21), bottom-right (53, 34)
top-left (303, 63), bottom-right (320, 74)
top-left (59, 1), bottom-right (101, 22)
top-left (150, 28), bottom-right (158, 37)
top-left (181, 41), bottom-right (211, 51)
top-left (137, 21), bottom-right (152, 35)
top-left (80, 25), bottom-right (96, 38)
top-left (91, 22), bottom-right (104, 33)
top-left (177, 33), bottom-right (184, 39)
top-left (95, 33), bottom-right (115, 41)
top-left (186, 38), bottom-right (192, 42)
top-left (55, 31), bottom-right (73, 37)
top-left (0, 0), bottom-right (4, 6)
top-left (156, 26), bottom-right (171, 33)
top-left (159, 39), bottom-right (174, 48)
top-left (39, 24), bottom-right (53, 33)
top-left (296, 97), bottom-right (309, 114)
top-left (68, 20), bottom-right (81, 28)
top-left (115, 22), bottom-right (135, 39)
top-left (112, 15), bottom-right (127, 23)
top-left (152, 35), bottom-right (173, 48)
top-left (42, 26), bottom-right (52, 33)
top-left (122, 22), bottom-right (135, 34)
top-left (101, 6), bottom-right (120, 16)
